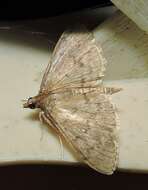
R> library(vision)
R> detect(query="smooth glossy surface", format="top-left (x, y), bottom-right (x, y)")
top-left (0, 7), bottom-right (147, 172)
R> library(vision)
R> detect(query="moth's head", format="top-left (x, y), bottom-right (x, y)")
top-left (23, 97), bottom-right (38, 109)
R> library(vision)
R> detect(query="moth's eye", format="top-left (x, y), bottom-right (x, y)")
top-left (29, 103), bottom-right (36, 109)
top-left (28, 97), bottom-right (36, 109)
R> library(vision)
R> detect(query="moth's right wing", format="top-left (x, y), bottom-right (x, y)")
top-left (40, 26), bottom-right (106, 93)
top-left (43, 89), bottom-right (119, 175)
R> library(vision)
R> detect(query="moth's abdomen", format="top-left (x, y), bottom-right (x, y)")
top-left (71, 87), bottom-right (97, 96)
top-left (103, 87), bottom-right (122, 95)
top-left (70, 86), bottom-right (122, 96)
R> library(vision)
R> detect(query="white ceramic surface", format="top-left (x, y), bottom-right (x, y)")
top-left (0, 8), bottom-right (148, 172)
top-left (111, 0), bottom-right (148, 34)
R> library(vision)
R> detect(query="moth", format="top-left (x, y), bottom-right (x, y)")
top-left (23, 26), bottom-right (121, 175)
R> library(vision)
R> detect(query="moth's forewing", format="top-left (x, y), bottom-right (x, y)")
top-left (40, 26), bottom-right (106, 92)
top-left (43, 90), bottom-right (119, 174)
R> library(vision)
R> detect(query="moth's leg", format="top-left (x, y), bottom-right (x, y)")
top-left (39, 111), bottom-right (44, 123)
top-left (39, 111), bottom-right (64, 160)
top-left (39, 111), bottom-right (58, 132)
top-left (39, 111), bottom-right (46, 141)
top-left (58, 135), bottom-right (64, 161)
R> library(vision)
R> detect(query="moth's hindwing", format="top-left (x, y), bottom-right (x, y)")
top-left (43, 90), bottom-right (119, 175)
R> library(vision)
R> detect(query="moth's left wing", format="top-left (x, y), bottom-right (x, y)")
top-left (43, 89), bottom-right (119, 174)
top-left (40, 26), bottom-right (106, 93)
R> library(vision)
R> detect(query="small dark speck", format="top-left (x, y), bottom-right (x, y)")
top-left (3, 125), bottom-right (9, 129)
top-left (80, 62), bottom-right (84, 67)
top-left (75, 135), bottom-right (81, 140)
top-left (120, 48), bottom-right (124, 52)
top-left (134, 44), bottom-right (138, 48)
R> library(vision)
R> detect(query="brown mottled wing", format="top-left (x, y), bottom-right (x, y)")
top-left (43, 90), bottom-right (119, 175)
top-left (40, 26), bottom-right (106, 92)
